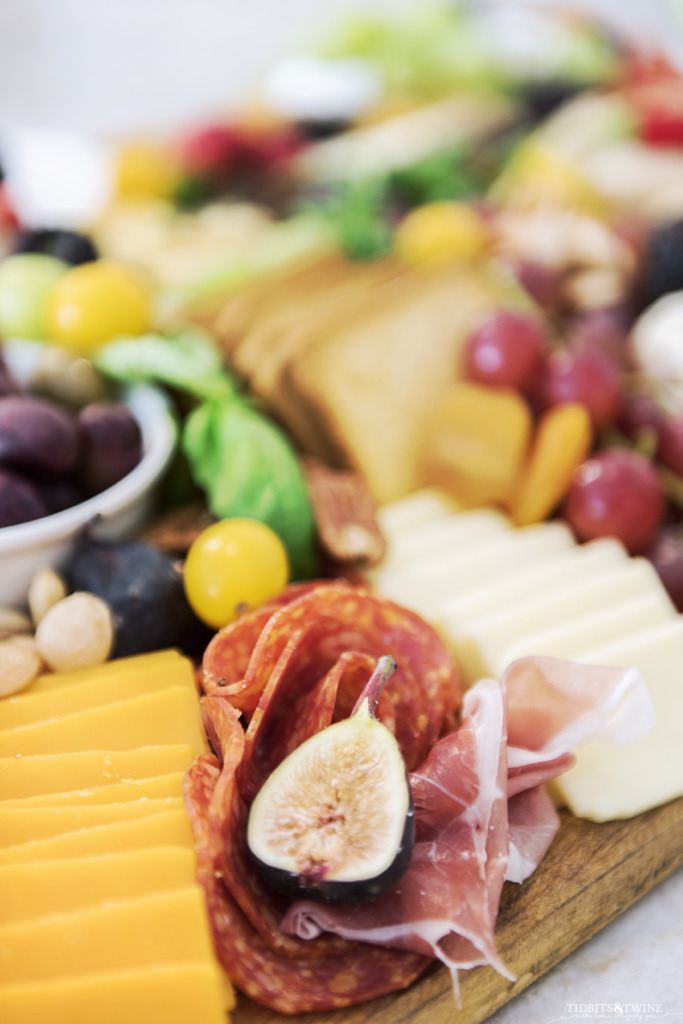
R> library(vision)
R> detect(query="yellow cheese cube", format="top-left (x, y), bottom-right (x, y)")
top-left (0, 963), bottom-right (232, 1024)
top-left (0, 653), bottom-right (196, 730)
top-left (0, 809), bottom-right (194, 864)
top-left (0, 846), bottom-right (198, 925)
top-left (0, 687), bottom-right (207, 758)
top-left (0, 746), bottom-right (195, 800)
top-left (0, 797), bottom-right (185, 847)
top-left (2, 771), bottom-right (186, 808)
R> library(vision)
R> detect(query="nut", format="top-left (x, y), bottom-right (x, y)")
top-left (34, 592), bottom-right (114, 672)
top-left (303, 457), bottom-right (387, 566)
top-left (28, 566), bottom-right (68, 626)
top-left (0, 606), bottom-right (32, 641)
top-left (0, 636), bottom-right (43, 696)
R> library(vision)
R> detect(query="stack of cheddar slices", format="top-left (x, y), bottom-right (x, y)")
top-left (0, 649), bottom-right (233, 1024)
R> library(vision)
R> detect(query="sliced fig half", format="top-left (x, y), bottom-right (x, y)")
top-left (246, 656), bottom-right (415, 903)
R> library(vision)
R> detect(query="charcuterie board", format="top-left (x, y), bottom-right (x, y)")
top-left (231, 796), bottom-right (683, 1023)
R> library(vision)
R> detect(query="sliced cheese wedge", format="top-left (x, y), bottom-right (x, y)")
top-left (435, 536), bottom-right (627, 623)
top-left (370, 506), bottom-right (510, 577)
top-left (27, 649), bottom-right (186, 694)
top-left (376, 488), bottom-right (462, 535)
top-left (0, 797), bottom-right (185, 847)
top-left (0, 809), bottom-right (194, 865)
top-left (0, 686), bottom-right (207, 758)
top-left (0, 654), bottom-right (196, 730)
top-left (0, 886), bottom-right (216, 984)
top-left (1, 771), bottom-right (186, 808)
top-left (549, 617), bottom-right (683, 821)
top-left (0, 963), bottom-right (232, 1024)
top-left (0, 746), bottom-right (196, 800)
top-left (0, 846), bottom-right (197, 925)
top-left (443, 558), bottom-right (674, 684)
top-left (500, 591), bottom-right (675, 668)
top-left (378, 521), bottom-right (575, 617)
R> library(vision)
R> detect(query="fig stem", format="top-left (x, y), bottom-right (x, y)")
top-left (352, 655), bottom-right (397, 718)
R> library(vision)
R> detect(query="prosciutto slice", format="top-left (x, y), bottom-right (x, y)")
top-left (185, 582), bottom-right (654, 1014)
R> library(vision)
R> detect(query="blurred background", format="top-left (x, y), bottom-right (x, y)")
top-left (0, 0), bottom-right (681, 224)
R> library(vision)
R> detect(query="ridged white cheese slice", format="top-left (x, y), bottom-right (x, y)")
top-left (377, 521), bottom-right (575, 617)
top-left (499, 590), bottom-right (675, 670)
top-left (549, 617), bottom-right (683, 820)
top-left (435, 536), bottom-right (627, 623)
top-left (370, 507), bottom-right (510, 580)
top-left (376, 488), bottom-right (461, 535)
top-left (443, 558), bottom-right (669, 685)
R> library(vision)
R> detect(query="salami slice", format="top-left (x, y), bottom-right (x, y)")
top-left (183, 696), bottom-right (430, 1014)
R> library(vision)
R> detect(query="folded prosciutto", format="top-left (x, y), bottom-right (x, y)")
top-left (184, 581), bottom-right (653, 1014)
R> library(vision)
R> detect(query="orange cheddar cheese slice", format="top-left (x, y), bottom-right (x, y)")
top-left (0, 963), bottom-right (232, 1024)
top-left (0, 686), bottom-right (207, 758)
top-left (0, 745), bottom-right (195, 800)
top-left (0, 653), bottom-right (196, 730)
top-left (26, 649), bottom-right (186, 694)
top-left (0, 809), bottom-right (194, 864)
top-left (0, 846), bottom-right (198, 925)
top-left (0, 797), bottom-right (185, 846)
top-left (1, 771), bottom-right (186, 807)
top-left (0, 886), bottom-right (217, 984)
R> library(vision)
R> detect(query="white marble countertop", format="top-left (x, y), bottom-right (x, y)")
top-left (1, 2), bottom-right (682, 1020)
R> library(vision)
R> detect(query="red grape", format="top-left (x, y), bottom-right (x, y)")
top-left (616, 390), bottom-right (664, 446)
top-left (646, 526), bottom-right (683, 611)
top-left (179, 124), bottom-right (237, 181)
top-left (656, 412), bottom-right (683, 477)
top-left (536, 344), bottom-right (623, 430)
top-left (462, 309), bottom-right (549, 394)
top-left (563, 448), bottom-right (666, 554)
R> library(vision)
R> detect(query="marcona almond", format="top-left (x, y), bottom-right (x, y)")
top-left (0, 607), bottom-right (32, 641)
top-left (28, 566), bottom-right (68, 626)
top-left (35, 592), bottom-right (114, 672)
top-left (0, 637), bottom-right (43, 696)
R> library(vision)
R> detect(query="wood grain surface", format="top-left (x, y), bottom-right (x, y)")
top-left (232, 797), bottom-right (683, 1024)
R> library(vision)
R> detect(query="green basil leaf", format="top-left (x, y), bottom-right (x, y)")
top-left (182, 396), bottom-right (318, 579)
top-left (95, 328), bottom-right (235, 401)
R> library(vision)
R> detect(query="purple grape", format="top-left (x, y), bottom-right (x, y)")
top-left (0, 468), bottom-right (49, 527)
top-left (77, 402), bottom-right (143, 496)
top-left (0, 394), bottom-right (81, 474)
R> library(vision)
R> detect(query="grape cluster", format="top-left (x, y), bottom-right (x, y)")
top-left (0, 367), bottom-right (143, 528)
top-left (460, 294), bottom-right (683, 607)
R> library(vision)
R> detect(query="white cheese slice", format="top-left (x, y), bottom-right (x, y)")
top-left (378, 521), bottom-right (574, 618)
top-left (376, 488), bottom-right (462, 536)
top-left (549, 617), bottom-right (683, 820)
top-left (499, 590), bottom-right (675, 669)
top-left (371, 507), bottom-right (510, 578)
top-left (435, 536), bottom-right (627, 624)
top-left (442, 558), bottom-right (670, 685)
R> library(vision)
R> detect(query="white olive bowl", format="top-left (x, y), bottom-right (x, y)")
top-left (0, 383), bottom-right (177, 608)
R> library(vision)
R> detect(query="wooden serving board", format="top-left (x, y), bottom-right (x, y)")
top-left (232, 796), bottom-right (683, 1024)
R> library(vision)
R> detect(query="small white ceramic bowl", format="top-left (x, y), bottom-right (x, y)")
top-left (0, 383), bottom-right (177, 608)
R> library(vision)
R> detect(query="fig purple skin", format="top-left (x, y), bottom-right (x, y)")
top-left (77, 402), bottom-right (143, 496)
top-left (0, 394), bottom-right (81, 474)
top-left (0, 467), bottom-right (49, 527)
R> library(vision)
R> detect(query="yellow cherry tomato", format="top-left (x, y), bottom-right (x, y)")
top-left (45, 260), bottom-right (153, 353)
top-left (114, 141), bottom-right (181, 200)
top-left (393, 201), bottom-right (490, 268)
top-left (183, 518), bottom-right (290, 629)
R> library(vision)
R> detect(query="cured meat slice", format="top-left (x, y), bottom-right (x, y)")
top-left (201, 580), bottom-right (461, 769)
